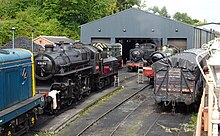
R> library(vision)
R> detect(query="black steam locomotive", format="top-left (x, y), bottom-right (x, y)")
top-left (127, 43), bottom-right (179, 72)
top-left (35, 42), bottom-right (118, 113)
top-left (127, 43), bottom-right (157, 71)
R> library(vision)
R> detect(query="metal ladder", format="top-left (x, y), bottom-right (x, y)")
top-left (114, 75), bottom-right (120, 87)
top-left (138, 62), bottom-right (144, 84)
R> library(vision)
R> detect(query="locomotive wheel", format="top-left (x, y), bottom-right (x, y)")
top-left (4, 124), bottom-right (15, 136)
top-left (66, 98), bottom-right (73, 106)
top-left (7, 130), bottom-right (12, 136)
top-left (66, 91), bottom-right (74, 106)
top-left (50, 108), bottom-right (58, 115)
top-left (76, 93), bottom-right (82, 101)
top-left (74, 83), bottom-right (82, 101)
top-left (30, 116), bottom-right (35, 126)
top-left (85, 89), bottom-right (91, 96)
top-left (49, 102), bottom-right (58, 115)
top-left (149, 77), bottom-right (154, 85)
top-left (99, 80), bottom-right (105, 89)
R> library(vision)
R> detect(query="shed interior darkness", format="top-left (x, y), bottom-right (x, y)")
top-left (116, 38), bottom-right (162, 64)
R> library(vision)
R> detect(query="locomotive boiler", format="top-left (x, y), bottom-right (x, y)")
top-left (35, 44), bottom-right (91, 81)
top-left (127, 43), bottom-right (157, 71)
top-left (150, 44), bottom-right (180, 63)
top-left (35, 42), bottom-right (118, 113)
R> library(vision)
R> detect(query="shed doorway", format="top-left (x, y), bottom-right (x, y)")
top-left (116, 38), bottom-right (162, 64)
top-left (168, 38), bottom-right (187, 51)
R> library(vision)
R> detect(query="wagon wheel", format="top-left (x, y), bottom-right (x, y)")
top-left (161, 103), bottom-right (166, 112)
top-left (161, 102), bottom-right (169, 112)
top-left (192, 103), bottom-right (199, 113)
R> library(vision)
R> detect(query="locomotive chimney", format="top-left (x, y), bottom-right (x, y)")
top-left (45, 44), bottom-right (54, 52)
top-left (56, 41), bottom-right (64, 46)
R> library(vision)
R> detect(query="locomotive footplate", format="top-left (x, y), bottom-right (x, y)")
top-left (54, 66), bottom-right (93, 76)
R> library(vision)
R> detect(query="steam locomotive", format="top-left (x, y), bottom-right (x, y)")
top-left (35, 42), bottom-right (118, 113)
top-left (127, 43), bottom-right (157, 71)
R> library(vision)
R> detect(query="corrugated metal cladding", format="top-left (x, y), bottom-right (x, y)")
top-left (80, 8), bottom-right (215, 50)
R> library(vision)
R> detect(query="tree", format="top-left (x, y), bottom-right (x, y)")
top-left (160, 6), bottom-right (170, 18)
top-left (173, 12), bottom-right (200, 25)
top-left (0, 0), bottom-right (142, 45)
top-left (115, 0), bottom-right (141, 12)
top-left (149, 6), bottom-right (170, 18)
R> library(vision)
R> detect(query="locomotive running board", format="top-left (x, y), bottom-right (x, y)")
top-left (54, 66), bottom-right (93, 76)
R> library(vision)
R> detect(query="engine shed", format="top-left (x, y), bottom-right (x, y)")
top-left (80, 8), bottom-right (216, 62)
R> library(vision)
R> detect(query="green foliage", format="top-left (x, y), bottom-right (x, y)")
top-left (115, 0), bottom-right (141, 12)
top-left (173, 12), bottom-right (201, 25)
top-left (149, 6), bottom-right (171, 18)
top-left (34, 130), bottom-right (54, 136)
top-left (0, 0), bottom-right (140, 45)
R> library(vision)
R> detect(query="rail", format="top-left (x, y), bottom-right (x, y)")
top-left (76, 84), bottom-right (150, 136)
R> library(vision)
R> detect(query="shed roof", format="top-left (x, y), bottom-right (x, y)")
top-left (1, 36), bottom-right (44, 52)
top-left (34, 36), bottom-right (74, 44)
top-left (80, 8), bottom-right (193, 28)
top-left (196, 22), bottom-right (220, 35)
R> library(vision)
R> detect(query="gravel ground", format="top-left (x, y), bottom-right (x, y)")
top-left (25, 67), bottom-right (194, 136)
top-left (57, 76), bottom-right (194, 136)
top-left (57, 78), bottom-right (147, 136)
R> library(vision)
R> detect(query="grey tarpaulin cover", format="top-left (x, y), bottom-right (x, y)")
top-left (152, 48), bottom-right (208, 104)
top-left (152, 48), bottom-right (208, 75)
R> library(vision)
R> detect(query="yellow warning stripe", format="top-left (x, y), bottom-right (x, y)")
top-left (19, 49), bottom-right (36, 96)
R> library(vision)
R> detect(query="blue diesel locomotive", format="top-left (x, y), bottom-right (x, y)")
top-left (0, 49), bottom-right (45, 136)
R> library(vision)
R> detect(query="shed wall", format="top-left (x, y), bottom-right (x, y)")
top-left (80, 8), bottom-right (215, 49)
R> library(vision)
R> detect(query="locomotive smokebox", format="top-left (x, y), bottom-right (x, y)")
top-left (45, 44), bottom-right (54, 52)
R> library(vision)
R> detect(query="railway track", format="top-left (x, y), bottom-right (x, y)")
top-left (28, 67), bottom-right (193, 136)
top-left (109, 98), bottom-right (148, 136)
top-left (25, 69), bottom-right (138, 135)
top-left (76, 84), bottom-right (150, 136)
top-left (143, 114), bottom-right (161, 136)
top-left (55, 71), bottom-right (193, 136)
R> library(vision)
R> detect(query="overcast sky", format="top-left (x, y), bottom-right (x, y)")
top-left (141, 0), bottom-right (219, 23)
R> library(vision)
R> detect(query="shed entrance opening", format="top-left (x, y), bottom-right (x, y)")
top-left (116, 38), bottom-right (162, 64)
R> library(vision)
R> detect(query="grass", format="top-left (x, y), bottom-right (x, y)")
top-left (34, 131), bottom-right (54, 136)
top-left (181, 113), bottom-right (197, 132)
top-left (79, 86), bottom-right (125, 116)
